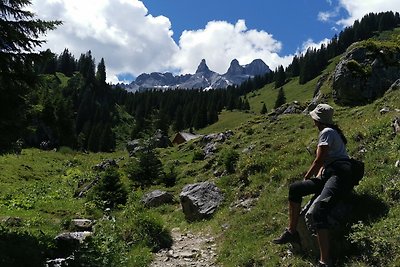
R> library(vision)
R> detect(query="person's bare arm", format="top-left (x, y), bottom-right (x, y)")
top-left (304, 145), bottom-right (329, 180)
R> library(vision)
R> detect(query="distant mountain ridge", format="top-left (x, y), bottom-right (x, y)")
top-left (123, 58), bottom-right (271, 92)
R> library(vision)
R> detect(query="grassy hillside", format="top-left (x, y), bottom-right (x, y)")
top-left (1, 30), bottom-right (400, 266)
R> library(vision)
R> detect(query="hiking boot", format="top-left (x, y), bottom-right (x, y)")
top-left (272, 228), bottom-right (300, 244)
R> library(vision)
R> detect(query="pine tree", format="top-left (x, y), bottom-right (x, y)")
top-left (260, 103), bottom-right (268, 114)
top-left (57, 48), bottom-right (76, 76)
top-left (96, 58), bottom-right (107, 85)
top-left (242, 98), bottom-right (250, 110)
top-left (126, 147), bottom-right (163, 188)
top-left (37, 49), bottom-right (57, 74)
top-left (78, 51), bottom-right (96, 85)
top-left (288, 55), bottom-right (300, 77)
top-left (91, 167), bottom-right (127, 209)
top-left (0, 0), bottom-right (61, 152)
top-left (274, 65), bottom-right (286, 88)
top-left (274, 87), bottom-right (286, 109)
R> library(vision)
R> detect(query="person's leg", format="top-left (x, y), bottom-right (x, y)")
top-left (273, 178), bottom-right (324, 244)
top-left (287, 178), bottom-right (324, 232)
top-left (312, 165), bottom-right (353, 264)
top-left (317, 229), bottom-right (330, 264)
top-left (288, 201), bottom-right (301, 233)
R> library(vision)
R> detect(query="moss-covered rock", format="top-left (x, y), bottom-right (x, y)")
top-left (333, 40), bottom-right (400, 105)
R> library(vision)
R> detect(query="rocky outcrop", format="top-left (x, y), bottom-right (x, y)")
top-left (180, 182), bottom-right (224, 221)
top-left (269, 101), bottom-right (306, 120)
top-left (332, 43), bottom-right (400, 105)
top-left (142, 190), bottom-right (174, 207)
top-left (196, 130), bottom-right (234, 158)
top-left (304, 74), bottom-right (329, 113)
top-left (92, 159), bottom-right (118, 171)
top-left (126, 139), bottom-right (143, 157)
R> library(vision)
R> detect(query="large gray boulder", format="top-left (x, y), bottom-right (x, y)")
top-left (54, 231), bottom-right (92, 258)
top-left (332, 44), bottom-right (400, 105)
top-left (296, 193), bottom-right (357, 258)
top-left (180, 182), bottom-right (224, 221)
top-left (142, 190), bottom-right (174, 207)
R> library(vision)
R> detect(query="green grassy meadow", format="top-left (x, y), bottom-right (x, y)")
top-left (1, 31), bottom-right (400, 266)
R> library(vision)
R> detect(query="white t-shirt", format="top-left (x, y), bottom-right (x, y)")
top-left (318, 127), bottom-right (349, 165)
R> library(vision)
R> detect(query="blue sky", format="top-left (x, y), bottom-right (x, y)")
top-left (31, 0), bottom-right (399, 83)
top-left (141, 0), bottom-right (347, 55)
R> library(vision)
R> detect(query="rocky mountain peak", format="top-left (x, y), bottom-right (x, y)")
top-left (195, 59), bottom-right (211, 74)
top-left (225, 59), bottom-right (244, 76)
top-left (243, 59), bottom-right (270, 76)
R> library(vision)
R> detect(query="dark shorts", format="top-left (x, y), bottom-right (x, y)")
top-left (288, 160), bottom-right (354, 229)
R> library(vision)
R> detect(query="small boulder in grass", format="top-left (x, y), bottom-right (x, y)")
top-left (141, 190), bottom-right (174, 207)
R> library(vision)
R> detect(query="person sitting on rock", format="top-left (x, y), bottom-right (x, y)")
top-left (273, 104), bottom-right (354, 267)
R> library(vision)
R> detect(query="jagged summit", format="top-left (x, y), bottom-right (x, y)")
top-left (195, 59), bottom-right (211, 74)
top-left (244, 59), bottom-right (270, 76)
top-left (126, 58), bottom-right (271, 92)
top-left (225, 59), bottom-right (245, 76)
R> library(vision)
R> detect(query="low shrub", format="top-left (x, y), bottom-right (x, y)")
top-left (192, 148), bottom-right (205, 162)
top-left (222, 148), bottom-right (239, 174)
top-left (125, 148), bottom-right (164, 188)
top-left (89, 167), bottom-right (128, 209)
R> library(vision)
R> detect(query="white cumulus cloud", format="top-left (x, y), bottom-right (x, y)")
top-left (173, 20), bottom-right (292, 74)
top-left (336, 0), bottom-right (399, 26)
top-left (30, 1), bottom-right (293, 83)
top-left (31, 0), bottom-right (179, 83)
top-left (300, 38), bottom-right (331, 54)
top-left (312, 0), bottom-right (399, 60)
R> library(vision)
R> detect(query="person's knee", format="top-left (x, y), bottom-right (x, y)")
top-left (288, 182), bottom-right (302, 203)
top-left (310, 200), bottom-right (330, 229)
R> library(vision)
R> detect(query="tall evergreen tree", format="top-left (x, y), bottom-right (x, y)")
top-left (260, 103), bottom-right (268, 114)
top-left (96, 58), bottom-right (107, 85)
top-left (57, 48), bottom-right (76, 76)
top-left (78, 51), bottom-right (95, 85)
top-left (274, 65), bottom-right (286, 88)
top-left (242, 98), bottom-right (250, 110)
top-left (0, 0), bottom-right (61, 152)
top-left (274, 87), bottom-right (286, 109)
top-left (287, 55), bottom-right (300, 77)
top-left (37, 49), bottom-right (57, 74)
